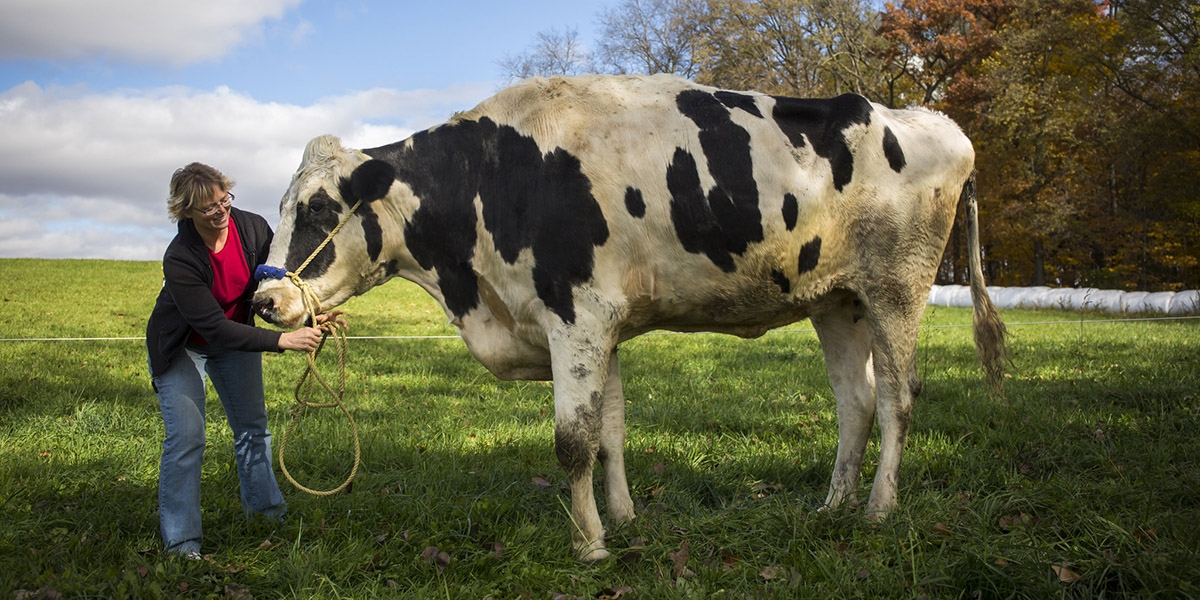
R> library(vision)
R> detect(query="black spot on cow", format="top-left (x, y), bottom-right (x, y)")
top-left (882, 126), bottom-right (906, 173)
top-left (771, 94), bottom-right (873, 191)
top-left (624, 187), bottom-right (646, 218)
top-left (336, 160), bottom-right (395, 263)
top-left (771, 269), bottom-right (791, 294)
top-left (798, 236), bottom-right (822, 274)
top-left (782, 193), bottom-right (798, 231)
top-left (358, 205), bottom-right (383, 262)
top-left (285, 189), bottom-right (343, 277)
top-left (714, 91), bottom-right (763, 118)
top-left (365, 121), bottom-right (484, 319)
top-left (364, 117), bottom-right (609, 324)
top-left (667, 149), bottom-right (732, 272)
top-left (669, 90), bottom-right (764, 271)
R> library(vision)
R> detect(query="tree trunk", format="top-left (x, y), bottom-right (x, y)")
top-left (1033, 238), bottom-right (1047, 286)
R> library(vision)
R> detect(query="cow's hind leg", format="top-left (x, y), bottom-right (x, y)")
top-left (549, 330), bottom-right (616, 561)
top-left (812, 292), bottom-right (876, 510)
top-left (598, 352), bottom-right (635, 525)
top-left (863, 293), bottom-right (925, 519)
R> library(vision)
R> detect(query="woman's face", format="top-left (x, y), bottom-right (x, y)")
top-left (191, 184), bottom-right (232, 234)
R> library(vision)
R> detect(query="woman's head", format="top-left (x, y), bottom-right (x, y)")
top-left (167, 163), bottom-right (235, 222)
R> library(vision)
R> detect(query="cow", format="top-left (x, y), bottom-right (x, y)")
top-left (252, 74), bottom-right (1007, 561)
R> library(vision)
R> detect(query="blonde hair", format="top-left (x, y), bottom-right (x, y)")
top-left (167, 163), bottom-right (235, 222)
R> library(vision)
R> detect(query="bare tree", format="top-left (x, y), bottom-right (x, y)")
top-left (497, 27), bottom-right (595, 82)
top-left (595, 0), bottom-right (704, 76)
top-left (695, 0), bottom-right (891, 98)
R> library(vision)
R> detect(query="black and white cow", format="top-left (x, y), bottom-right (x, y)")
top-left (253, 74), bottom-right (1007, 561)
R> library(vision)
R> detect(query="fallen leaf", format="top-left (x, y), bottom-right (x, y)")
top-left (998, 513), bottom-right (1032, 529)
top-left (670, 540), bottom-right (691, 579)
top-left (422, 545), bottom-right (451, 571)
top-left (1134, 526), bottom-right (1158, 543)
top-left (224, 584), bottom-right (254, 600)
top-left (855, 569), bottom-right (870, 580)
top-left (931, 522), bottom-right (952, 536)
top-left (258, 539), bottom-right (276, 551)
top-left (14, 588), bottom-right (63, 600)
top-left (364, 551), bottom-right (388, 572)
top-left (136, 566), bottom-right (149, 578)
top-left (596, 585), bottom-right (634, 599)
top-left (532, 476), bottom-right (552, 490)
top-left (720, 552), bottom-right (742, 571)
top-left (759, 566), bottom-right (782, 580)
top-left (375, 534), bottom-right (388, 543)
top-left (651, 462), bottom-right (666, 475)
top-left (1052, 564), bottom-right (1080, 583)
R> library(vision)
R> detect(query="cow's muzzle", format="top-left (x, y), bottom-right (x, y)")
top-left (251, 295), bottom-right (279, 324)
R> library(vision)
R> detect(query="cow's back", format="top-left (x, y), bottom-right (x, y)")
top-left (449, 75), bottom-right (973, 341)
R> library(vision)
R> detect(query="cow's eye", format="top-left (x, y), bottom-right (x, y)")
top-left (309, 202), bottom-right (323, 213)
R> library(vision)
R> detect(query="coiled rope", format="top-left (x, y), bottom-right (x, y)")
top-left (263, 199), bottom-right (363, 496)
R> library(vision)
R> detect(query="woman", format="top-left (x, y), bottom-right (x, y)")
top-left (145, 162), bottom-right (341, 559)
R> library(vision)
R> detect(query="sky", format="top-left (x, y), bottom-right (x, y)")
top-left (0, 0), bottom-right (612, 260)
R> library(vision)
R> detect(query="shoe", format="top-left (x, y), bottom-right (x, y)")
top-left (181, 550), bottom-right (202, 561)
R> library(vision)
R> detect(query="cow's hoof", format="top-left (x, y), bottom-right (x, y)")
top-left (576, 545), bottom-right (611, 563)
top-left (863, 506), bottom-right (893, 522)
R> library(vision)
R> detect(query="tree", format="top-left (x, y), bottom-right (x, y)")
top-left (595, 0), bottom-right (705, 76)
top-left (498, 27), bottom-right (594, 81)
top-left (690, 0), bottom-right (892, 98)
top-left (877, 0), bottom-right (1013, 109)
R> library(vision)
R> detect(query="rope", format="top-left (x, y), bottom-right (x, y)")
top-left (274, 199), bottom-right (363, 497)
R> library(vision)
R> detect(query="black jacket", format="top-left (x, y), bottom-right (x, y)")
top-left (146, 207), bottom-right (282, 376)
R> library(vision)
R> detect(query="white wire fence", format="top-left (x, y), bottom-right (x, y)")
top-left (3, 285), bottom-right (1197, 343)
top-left (3, 315), bottom-right (1197, 343)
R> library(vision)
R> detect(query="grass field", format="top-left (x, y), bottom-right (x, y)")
top-left (2, 258), bottom-right (1198, 599)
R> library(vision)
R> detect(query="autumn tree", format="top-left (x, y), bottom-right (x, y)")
top-left (1097, 0), bottom-right (1200, 289)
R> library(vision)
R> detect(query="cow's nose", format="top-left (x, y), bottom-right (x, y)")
top-left (252, 296), bottom-right (275, 317)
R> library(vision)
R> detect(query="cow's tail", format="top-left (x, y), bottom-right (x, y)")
top-left (962, 170), bottom-right (1008, 393)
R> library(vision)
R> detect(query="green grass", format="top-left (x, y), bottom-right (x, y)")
top-left (1, 258), bottom-right (1198, 598)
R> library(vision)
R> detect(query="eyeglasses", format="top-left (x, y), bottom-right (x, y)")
top-left (197, 193), bottom-right (234, 217)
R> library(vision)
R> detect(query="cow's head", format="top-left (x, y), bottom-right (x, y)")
top-left (253, 135), bottom-right (398, 328)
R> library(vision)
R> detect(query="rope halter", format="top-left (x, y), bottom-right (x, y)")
top-left (253, 197), bottom-right (364, 496)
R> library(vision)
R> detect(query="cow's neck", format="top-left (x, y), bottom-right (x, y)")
top-left (371, 190), bottom-right (446, 300)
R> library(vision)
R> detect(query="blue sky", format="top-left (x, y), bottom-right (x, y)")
top-left (0, 0), bottom-right (611, 259)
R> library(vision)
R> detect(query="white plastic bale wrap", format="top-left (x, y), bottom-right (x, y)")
top-left (928, 285), bottom-right (1200, 315)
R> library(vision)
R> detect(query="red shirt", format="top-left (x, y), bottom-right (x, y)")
top-left (188, 218), bottom-right (251, 346)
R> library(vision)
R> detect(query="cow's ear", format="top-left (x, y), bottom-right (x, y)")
top-left (350, 159), bottom-right (395, 203)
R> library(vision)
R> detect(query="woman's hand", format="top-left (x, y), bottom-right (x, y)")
top-left (315, 310), bottom-right (348, 330)
top-left (278, 327), bottom-right (323, 352)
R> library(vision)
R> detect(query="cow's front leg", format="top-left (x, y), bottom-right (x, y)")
top-left (598, 351), bottom-right (634, 525)
top-left (549, 330), bottom-right (616, 561)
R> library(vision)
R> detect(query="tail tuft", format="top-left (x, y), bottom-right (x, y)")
top-left (962, 171), bottom-right (1009, 394)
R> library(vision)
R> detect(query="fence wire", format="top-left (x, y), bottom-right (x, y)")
top-left (3, 314), bottom-right (1197, 343)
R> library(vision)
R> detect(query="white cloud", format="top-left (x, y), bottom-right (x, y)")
top-left (289, 21), bottom-right (317, 46)
top-left (0, 80), bottom-right (494, 260)
top-left (0, 0), bottom-right (304, 65)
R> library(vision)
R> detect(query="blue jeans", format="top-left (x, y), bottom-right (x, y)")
top-left (151, 346), bottom-right (286, 555)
